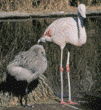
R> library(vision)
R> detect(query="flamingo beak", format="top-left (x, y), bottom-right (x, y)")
top-left (82, 14), bottom-right (86, 18)
top-left (81, 11), bottom-right (86, 18)
top-left (38, 39), bottom-right (40, 43)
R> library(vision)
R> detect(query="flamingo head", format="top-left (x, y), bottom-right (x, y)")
top-left (77, 4), bottom-right (86, 18)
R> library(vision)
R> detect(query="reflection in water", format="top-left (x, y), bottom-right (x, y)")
top-left (0, 17), bottom-right (101, 109)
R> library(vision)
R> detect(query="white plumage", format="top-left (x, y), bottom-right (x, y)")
top-left (7, 44), bottom-right (47, 107)
top-left (38, 4), bottom-right (87, 105)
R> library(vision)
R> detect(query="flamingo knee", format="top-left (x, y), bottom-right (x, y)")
top-left (60, 67), bottom-right (64, 72)
top-left (66, 64), bottom-right (70, 73)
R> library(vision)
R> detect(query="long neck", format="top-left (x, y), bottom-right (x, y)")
top-left (78, 16), bottom-right (87, 45)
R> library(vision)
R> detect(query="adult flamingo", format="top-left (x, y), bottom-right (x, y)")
top-left (38, 4), bottom-right (87, 105)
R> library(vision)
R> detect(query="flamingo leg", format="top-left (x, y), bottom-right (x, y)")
top-left (66, 51), bottom-right (78, 105)
top-left (60, 48), bottom-right (64, 102)
top-left (24, 85), bottom-right (34, 108)
top-left (66, 51), bottom-right (71, 101)
top-left (60, 50), bottom-right (78, 105)
top-left (60, 48), bottom-right (69, 105)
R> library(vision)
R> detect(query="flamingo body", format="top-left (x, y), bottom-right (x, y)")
top-left (42, 17), bottom-right (86, 48)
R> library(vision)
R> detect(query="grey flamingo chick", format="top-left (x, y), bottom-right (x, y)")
top-left (7, 44), bottom-right (47, 107)
top-left (38, 4), bottom-right (87, 105)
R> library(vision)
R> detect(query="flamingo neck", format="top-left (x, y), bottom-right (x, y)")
top-left (77, 16), bottom-right (87, 46)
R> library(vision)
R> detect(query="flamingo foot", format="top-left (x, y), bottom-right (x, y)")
top-left (61, 101), bottom-right (69, 105)
top-left (68, 100), bottom-right (79, 105)
top-left (61, 101), bottom-right (79, 105)
top-left (60, 67), bottom-right (64, 72)
top-left (24, 104), bottom-right (34, 108)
